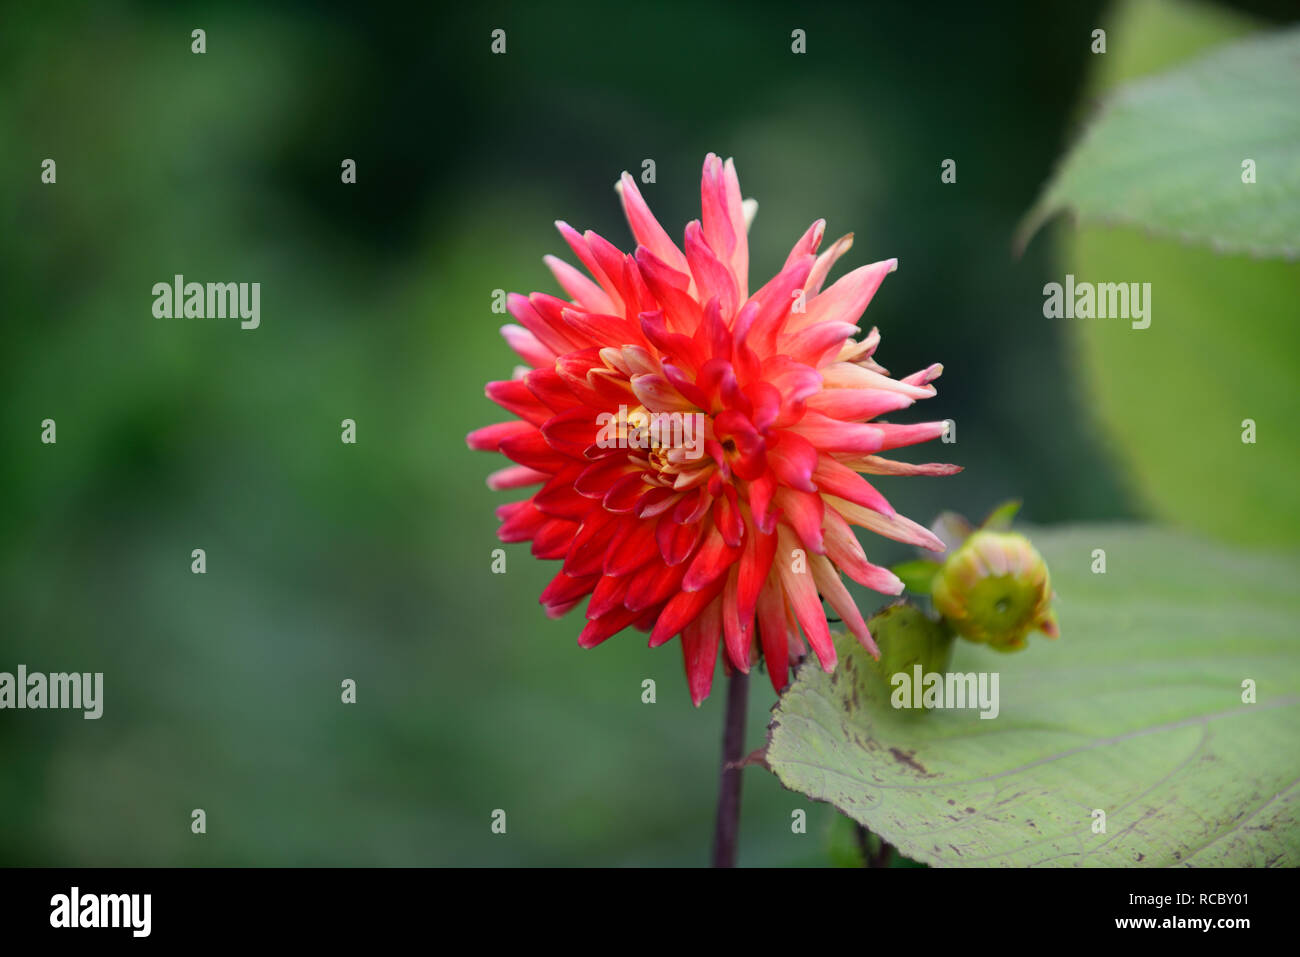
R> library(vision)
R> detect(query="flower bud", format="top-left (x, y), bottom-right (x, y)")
top-left (869, 602), bottom-right (955, 688)
top-left (931, 530), bottom-right (1058, 651)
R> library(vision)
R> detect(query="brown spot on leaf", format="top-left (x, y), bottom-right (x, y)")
top-left (889, 747), bottom-right (929, 775)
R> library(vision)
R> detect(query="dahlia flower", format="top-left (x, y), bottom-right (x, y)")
top-left (469, 154), bottom-right (958, 704)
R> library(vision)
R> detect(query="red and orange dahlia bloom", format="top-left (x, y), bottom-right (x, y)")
top-left (469, 155), bottom-right (958, 704)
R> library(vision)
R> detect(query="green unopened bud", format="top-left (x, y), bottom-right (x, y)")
top-left (932, 530), bottom-right (1059, 652)
top-left (869, 602), bottom-right (955, 687)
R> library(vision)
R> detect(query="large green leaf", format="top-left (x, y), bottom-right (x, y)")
top-left (765, 525), bottom-right (1300, 866)
top-left (1017, 26), bottom-right (1300, 258)
top-left (1041, 0), bottom-right (1300, 548)
top-left (1066, 227), bottom-right (1300, 547)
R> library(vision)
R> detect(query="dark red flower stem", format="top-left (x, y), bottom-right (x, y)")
top-left (711, 669), bottom-right (749, 868)
top-left (857, 823), bottom-right (895, 867)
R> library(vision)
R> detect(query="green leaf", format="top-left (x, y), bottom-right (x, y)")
top-left (1045, 1), bottom-right (1300, 548)
top-left (979, 500), bottom-right (1022, 532)
top-left (765, 524), bottom-right (1300, 867)
top-left (1067, 227), bottom-right (1300, 546)
top-left (890, 560), bottom-right (942, 596)
top-left (1017, 26), bottom-right (1300, 259)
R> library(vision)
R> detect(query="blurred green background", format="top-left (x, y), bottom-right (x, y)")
top-left (2, 0), bottom-right (1295, 865)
